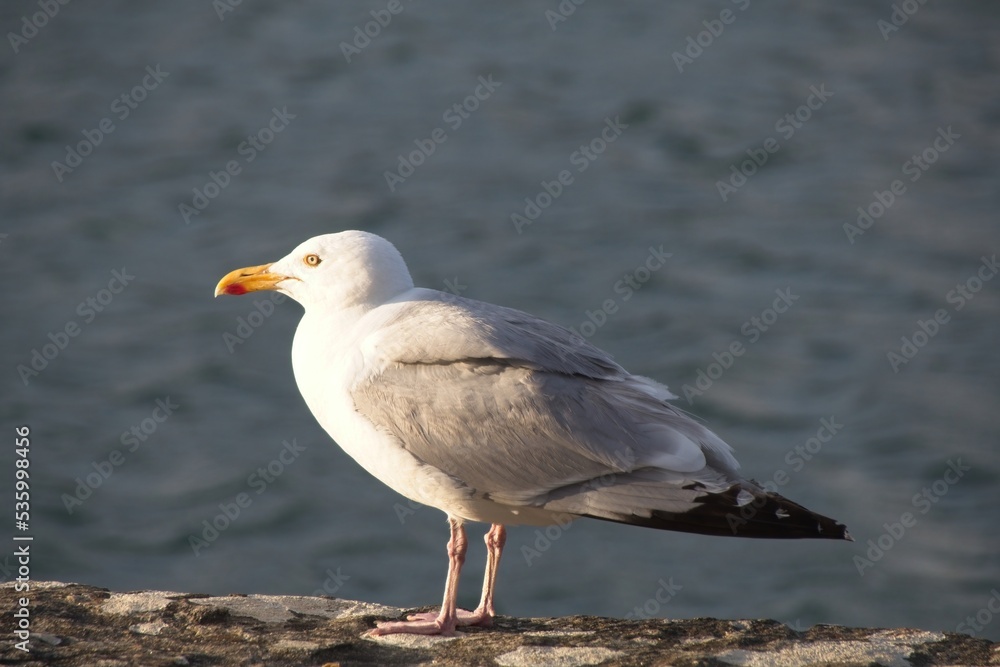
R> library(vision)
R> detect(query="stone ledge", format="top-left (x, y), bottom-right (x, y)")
top-left (2, 582), bottom-right (996, 666)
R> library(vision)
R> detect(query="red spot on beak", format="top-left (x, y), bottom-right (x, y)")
top-left (222, 282), bottom-right (248, 296)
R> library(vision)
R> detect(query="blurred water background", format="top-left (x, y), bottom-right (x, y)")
top-left (2, 0), bottom-right (999, 640)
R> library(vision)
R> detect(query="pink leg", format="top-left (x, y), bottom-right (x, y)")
top-left (370, 517), bottom-right (467, 636)
top-left (465, 524), bottom-right (506, 626)
top-left (407, 523), bottom-right (506, 627)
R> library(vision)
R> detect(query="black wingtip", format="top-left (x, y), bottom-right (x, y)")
top-left (589, 485), bottom-right (852, 541)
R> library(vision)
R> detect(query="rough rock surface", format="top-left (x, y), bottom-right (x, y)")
top-left (2, 582), bottom-right (997, 666)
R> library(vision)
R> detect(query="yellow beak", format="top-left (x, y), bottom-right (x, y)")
top-left (214, 263), bottom-right (288, 297)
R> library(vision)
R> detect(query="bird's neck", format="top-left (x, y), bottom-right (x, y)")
top-left (290, 301), bottom-right (398, 453)
top-left (292, 303), bottom-right (367, 376)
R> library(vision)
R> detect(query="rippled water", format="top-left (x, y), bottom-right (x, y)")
top-left (3, 1), bottom-right (999, 640)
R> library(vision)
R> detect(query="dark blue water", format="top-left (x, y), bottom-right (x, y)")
top-left (2, 0), bottom-right (999, 641)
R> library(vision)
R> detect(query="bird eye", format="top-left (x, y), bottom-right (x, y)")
top-left (303, 254), bottom-right (321, 267)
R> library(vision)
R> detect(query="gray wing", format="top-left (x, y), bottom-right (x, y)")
top-left (353, 292), bottom-right (738, 501)
top-left (369, 288), bottom-right (629, 381)
top-left (352, 291), bottom-right (850, 540)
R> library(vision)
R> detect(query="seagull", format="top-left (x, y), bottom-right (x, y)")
top-left (215, 230), bottom-right (851, 636)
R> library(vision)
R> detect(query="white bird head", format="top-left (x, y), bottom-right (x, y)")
top-left (215, 231), bottom-right (414, 311)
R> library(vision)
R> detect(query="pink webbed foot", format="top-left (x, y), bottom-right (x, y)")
top-left (367, 611), bottom-right (458, 636)
top-left (456, 607), bottom-right (494, 627)
top-left (405, 608), bottom-right (493, 627)
top-left (367, 608), bottom-right (494, 636)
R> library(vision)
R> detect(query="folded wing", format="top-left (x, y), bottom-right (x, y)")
top-left (350, 291), bottom-right (850, 540)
